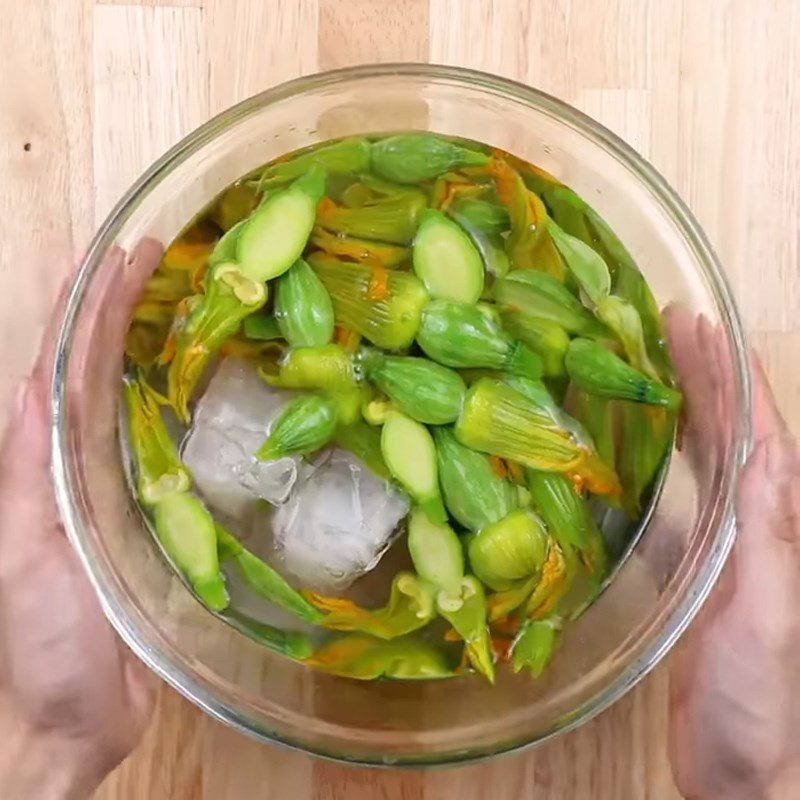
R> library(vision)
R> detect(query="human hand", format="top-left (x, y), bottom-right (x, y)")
top-left (666, 309), bottom-right (800, 800)
top-left (0, 245), bottom-right (160, 799)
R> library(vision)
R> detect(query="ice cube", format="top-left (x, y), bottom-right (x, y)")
top-left (272, 449), bottom-right (410, 592)
top-left (182, 358), bottom-right (299, 520)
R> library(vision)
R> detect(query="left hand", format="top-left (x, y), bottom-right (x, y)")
top-left (0, 246), bottom-right (160, 799)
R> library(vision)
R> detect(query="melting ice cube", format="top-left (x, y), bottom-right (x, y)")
top-left (182, 358), bottom-right (298, 520)
top-left (272, 449), bottom-right (410, 593)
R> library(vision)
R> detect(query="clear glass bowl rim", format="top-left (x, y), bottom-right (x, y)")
top-left (50, 63), bottom-right (752, 767)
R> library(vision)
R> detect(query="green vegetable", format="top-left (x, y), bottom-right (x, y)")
top-left (526, 471), bottom-right (607, 579)
top-left (330, 386), bottom-right (367, 428)
top-left (332, 420), bottom-right (390, 480)
top-left (209, 219), bottom-right (246, 268)
top-left (166, 262), bottom-right (267, 420)
top-left (125, 376), bottom-right (229, 611)
top-left (341, 173), bottom-right (426, 206)
top-left (501, 375), bottom-right (593, 448)
top-left (485, 573), bottom-right (540, 623)
top-left (124, 377), bottom-right (190, 504)
top-left (549, 220), bottom-right (611, 306)
top-left (541, 184), bottom-right (594, 242)
top-left (361, 397), bottom-right (398, 426)
top-left (242, 313), bottom-right (282, 341)
top-left (434, 427), bottom-right (517, 532)
top-left (450, 198), bottom-right (510, 236)
top-left (305, 634), bottom-right (452, 680)
top-left (468, 509), bottom-right (549, 591)
top-left (316, 191), bottom-right (427, 245)
top-left (221, 608), bottom-right (313, 659)
top-left (258, 137), bottom-right (370, 183)
top-left (260, 345), bottom-right (364, 425)
top-left (565, 338), bottom-right (682, 411)
top-left (407, 508), bottom-right (465, 603)
top-left (255, 394), bottom-right (338, 460)
top-left (448, 198), bottom-right (510, 281)
top-left (359, 348), bottom-right (466, 425)
top-left (274, 258), bottom-right (335, 347)
top-left (454, 379), bottom-right (622, 497)
top-left (310, 253), bottom-right (429, 349)
top-left (304, 572), bottom-right (436, 639)
top-left (430, 172), bottom-right (483, 211)
top-left (523, 542), bottom-right (570, 619)
top-left (439, 576), bottom-right (495, 683)
top-left (489, 157), bottom-right (565, 280)
top-left (596, 295), bottom-right (659, 380)
top-left (310, 227), bottom-right (410, 267)
top-left (261, 344), bottom-right (355, 392)
top-left (371, 134), bottom-right (489, 184)
top-left (511, 617), bottom-right (559, 677)
top-left (380, 411), bottom-right (447, 523)
top-left (617, 403), bottom-right (676, 514)
top-left (124, 239), bottom-right (211, 368)
top-left (153, 491), bottom-right (229, 611)
top-left (589, 208), bottom-right (674, 380)
top-left (573, 390), bottom-right (616, 469)
top-left (485, 526), bottom-right (572, 623)
top-left (493, 270), bottom-right (606, 336)
top-left (212, 184), bottom-right (259, 231)
top-left (124, 132), bottom-right (684, 685)
top-left (413, 209), bottom-right (484, 304)
top-left (215, 526), bottom-right (323, 623)
top-left (417, 299), bottom-right (542, 378)
top-left (499, 310), bottom-right (570, 377)
top-left (236, 165), bottom-right (326, 281)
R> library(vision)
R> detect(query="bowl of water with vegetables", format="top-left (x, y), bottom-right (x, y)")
top-left (53, 65), bottom-right (750, 765)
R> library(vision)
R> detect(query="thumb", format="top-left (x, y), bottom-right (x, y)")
top-left (736, 431), bottom-right (800, 548)
top-left (736, 354), bottom-right (800, 549)
top-left (735, 355), bottom-right (799, 549)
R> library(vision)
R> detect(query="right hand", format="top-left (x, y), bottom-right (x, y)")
top-left (666, 309), bottom-right (800, 800)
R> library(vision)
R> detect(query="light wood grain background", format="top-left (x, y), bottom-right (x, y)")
top-left (2, 1), bottom-right (798, 798)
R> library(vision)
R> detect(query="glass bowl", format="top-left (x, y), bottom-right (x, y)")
top-left (51, 64), bottom-right (750, 766)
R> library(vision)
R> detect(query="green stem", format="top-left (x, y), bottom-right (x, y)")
top-left (215, 526), bottom-right (323, 624)
top-left (439, 576), bottom-right (495, 683)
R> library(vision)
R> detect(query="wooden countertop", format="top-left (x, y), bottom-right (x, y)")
top-left (2, 1), bottom-right (798, 798)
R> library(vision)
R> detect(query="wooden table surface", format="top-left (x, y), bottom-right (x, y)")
top-left (2, 1), bottom-right (798, 798)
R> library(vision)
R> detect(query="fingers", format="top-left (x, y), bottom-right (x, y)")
top-left (663, 307), bottom-right (729, 477)
top-left (122, 238), bottom-right (164, 315)
top-left (91, 240), bottom-right (164, 396)
top-left (734, 350), bottom-right (796, 546)
top-left (37, 237), bottom-right (163, 392)
top-left (697, 315), bottom-right (732, 414)
top-left (0, 380), bottom-right (49, 477)
top-left (1, 237), bottom-right (165, 545)
top-left (108, 239), bottom-right (164, 369)
top-left (663, 308), bottom-right (724, 433)
top-left (750, 352), bottom-right (787, 444)
top-left (664, 307), bottom-right (786, 475)
top-left (30, 260), bottom-right (83, 393)
top-left (0, 378), bottom-right (61, 575)
top-left (663, 305), bottom-right (710, 405)
top-left (87, 239), bottom-right (163, 344)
